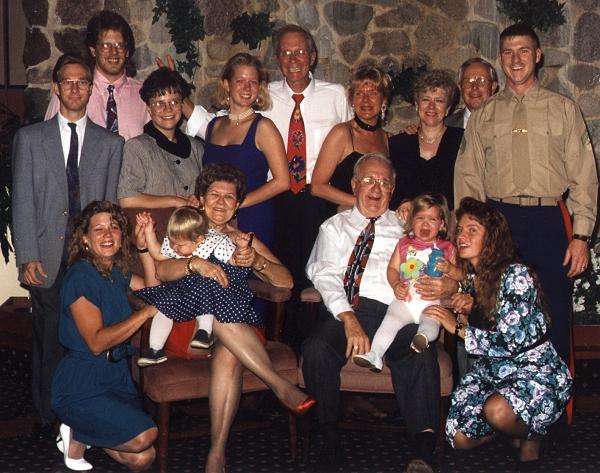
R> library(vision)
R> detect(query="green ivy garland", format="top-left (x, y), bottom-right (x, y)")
top-left (230, 13), bottom-right (274, 50)
top-left (496, 0), bottom-right (566, 32)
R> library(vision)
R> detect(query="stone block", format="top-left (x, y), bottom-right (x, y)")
top-left (104, 0), bottom-right (131, 20)
top-left (23, 28), bottom-right (50, 67)
top-left (132, 44), bottom-right (154, 71)
top-left (543, 49), bottom-right (570, 68)
top-left (568, 65), bottom-right (600, 90)
top-left (574, 0), bottom-right (599, 10)
top-left (26, 66), bottom-right (53, 85)
top-left (149, 13), bottom-right (169, 44)
top-left (56, 0), bottom-right (101, 26)
top-left (323, 1), bottom-right (374, 36)
top-left (53, 28), bottom-right (87, 58)
top-left (288, 2), bottom-right (320, 31)
top-left (437, 0), bottom-right (468, 21)
top-left (374, 4), bottom-right (421, 27)
top-left (339, 35), bottom-right (366, 65)
top-left (330, 60), bottom-right (351, 85)
top-left (416, 14), bottom-right (455, 53)
top-left (474, 0), bottom-right (499, 22)
top-left (22, 0), bottom-right (48, 26)
top-left (207, 39), bottom-right (234, 62)
top-left (202, 0), bottom-right (244, 37)
top-left (574, 12), bottom-right (600, 62)
top-left (579, 93), bottom-right (600, 118)
top-left (460, 22), bottom-right (499, 60)
top-left (370, 31), bottom-right (410, 56)
top-left (128, 0), bottom-right (154, 23)
top-left (24, 88), bottom-right (50, 122)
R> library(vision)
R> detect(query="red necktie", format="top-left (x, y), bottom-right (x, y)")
top-left (286, 93), bottom-right (306, 194)
top-left (343, 217), bottom-right (378, 309)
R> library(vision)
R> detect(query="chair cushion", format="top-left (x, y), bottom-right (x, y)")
top-left (298, 342), bottom-right (453, 397)
top-left (249, 279), bottom-right (292, 303)
top-left (143, 341), bottom-right (298, 403)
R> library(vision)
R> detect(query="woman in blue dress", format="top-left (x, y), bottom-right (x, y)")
top-left (203, 53), bottom-right (289, 249)
top-left (425, 197), bottom-right (572, 467)
top-left (52, 201), bottom-right (158, 471)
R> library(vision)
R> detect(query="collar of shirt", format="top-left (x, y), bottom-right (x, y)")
top-left (278, 72), bottom-right (316, 101)
top-left (348, 206), bottom-right (397, 230)
top-left (93, 68), bottom-right (128, 94)
top-left (463, 107), bottom-right (471, 127)
top-left (501, 80), bottom-right (542, 104)
top-left (57, 112), bottom-right (88, 165)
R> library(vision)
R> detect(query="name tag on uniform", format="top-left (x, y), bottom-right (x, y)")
top-left (512, 128), bottom-right (528, 133)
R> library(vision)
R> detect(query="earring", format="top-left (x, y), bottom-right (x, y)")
top-left (226, 93), bottom-right (230, 106)
top-left (381, 104), bottom-right (387, 120)
top-left (198, 202), bottom-right (205, 211)
top-left (84, 243), bottom-right (90, 252)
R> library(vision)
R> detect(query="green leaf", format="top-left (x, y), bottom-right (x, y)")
top-left (230, 12), bottom-right (274, 50)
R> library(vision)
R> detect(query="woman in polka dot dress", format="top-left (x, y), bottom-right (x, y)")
top-left (134, 206), bottom-right (258, 366)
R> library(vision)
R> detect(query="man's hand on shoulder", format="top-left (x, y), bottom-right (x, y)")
top-left (338, 311), bottom-right (370, 358)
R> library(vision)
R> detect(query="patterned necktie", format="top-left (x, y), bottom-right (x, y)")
top-left (106, 84), bottom-right (118, 134)
top-left (65, 123), bottom-right (81, 242)
top-left (343, 217), bottom-right (378, 309)
top-left (512, 94), bottom-right (530, 191)
top-left (286, 93), bottom-right (306, 194)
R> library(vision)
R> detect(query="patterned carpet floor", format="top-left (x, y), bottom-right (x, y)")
top-left (1, 347), bottom-right (599, 472)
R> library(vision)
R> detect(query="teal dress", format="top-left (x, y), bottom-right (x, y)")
top-left (51, 261), bottom-right (155, 447)
top-left (446, 264), bottom-right (572, 446)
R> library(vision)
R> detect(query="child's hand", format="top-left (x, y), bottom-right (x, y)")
top-left (392, 281), bottom-right (410, 301)
top-left (436, 257), bottom-right (452, 274)
top-left (451, 293), bottom-right (474, 316)
top-left (234, 231), bottom-right (254, 249)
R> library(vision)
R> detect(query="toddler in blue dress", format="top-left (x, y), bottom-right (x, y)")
top-left (135, 206), bottom-right (257, 366)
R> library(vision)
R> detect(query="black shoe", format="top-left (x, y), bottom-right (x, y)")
top-left (190, 329), bottom-right (214, 349)
top-left (31, 422), bottom-right (55, 440)
top-left (313, 425), bottom-right (341, 472)
top-left (407, 431), bottom-right (436, 473)
top-left (137, 348), bottom-right (167, 367)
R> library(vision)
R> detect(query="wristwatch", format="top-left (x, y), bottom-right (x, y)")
top-left (572, 234), bottom-right (592, 245)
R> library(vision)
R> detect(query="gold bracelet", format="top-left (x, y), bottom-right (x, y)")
top-left (185, 258), bottom-right (194, 276)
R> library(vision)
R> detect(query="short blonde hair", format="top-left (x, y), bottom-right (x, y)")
top-left (215, 53), bottom-right (271, 111)
top-left (404, 193), bottom-right (450, 239)
top-left (348, 64), bottom-right (393, 106)
top-left (166, 206), bottom-right (208, 242)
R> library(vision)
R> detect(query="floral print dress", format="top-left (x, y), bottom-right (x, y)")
top-left (446, 264), bottom-right (572, 446)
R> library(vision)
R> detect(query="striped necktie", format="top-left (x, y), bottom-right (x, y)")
top-left (343, 217), bottom-right (378, 309)
top-left (106, 84), bottom-right (118, 134)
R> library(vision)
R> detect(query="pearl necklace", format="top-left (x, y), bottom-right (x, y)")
top-left (418, 127), bottom-right (445, 144)
top-left (228, 108), bottom-right (255, 125)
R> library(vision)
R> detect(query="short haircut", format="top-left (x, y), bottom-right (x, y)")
top-left (215, 53), bottom-right (272, 111)
top-left (139, 67), bottom-right (191, 104)
top-left (272, 24), bottom-right (317, 55)
top-left (195, 163), bottom-right (248, 204)
top-left (52, 53), bottom-right (92, 83)
top-left (404, 193), bottom-right (451, 239)
top-left (85, 10), bottom-right (135, 55)
top-left (348, 64), bottom-right (393, 107)
top-left (353, 152), bottom-right (396, 183)
top-left (500, 23), bottom-right (540, 50)
top-left (414, 69), bottom-right (458, 108)
top-left (458, 57), bottom-right (499, 85)
top-left (167, 206), bottom-right (208, 243)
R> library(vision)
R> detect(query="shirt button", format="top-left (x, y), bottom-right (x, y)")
top-left (176, 160), bottom-right (181, 165)
top-left (63, 210), bottom-right (68, 216)
top-left (59, 236), bottom-right (64, 240)
top-left (184, 185), bottom-right (189, 191)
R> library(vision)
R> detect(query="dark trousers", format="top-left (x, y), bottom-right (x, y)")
top-left (490, 200), bottom-right (572, 363)
top-left (274, 190), bottom-right (334, 350)
top-left (29, 264), bottom-right (66, 426)
top-left (301, 298), bottom-right (440, 435)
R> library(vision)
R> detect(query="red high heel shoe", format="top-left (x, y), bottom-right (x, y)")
top-left (282, 395), bottom-right (317, 416)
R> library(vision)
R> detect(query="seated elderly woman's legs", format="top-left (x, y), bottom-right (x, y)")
top-left (103, 427), bottom-right (157, 471)
top-left (212, 321), bottom-right (307, 408)
top-left (206, 342), bottom-right (243, 473)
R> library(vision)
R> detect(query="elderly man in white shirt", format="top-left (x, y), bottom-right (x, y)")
top-left (302, 153), bottom-right (443, 472)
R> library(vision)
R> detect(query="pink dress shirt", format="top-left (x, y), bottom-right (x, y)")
top-left (45, 68), bottom-right (150, 141)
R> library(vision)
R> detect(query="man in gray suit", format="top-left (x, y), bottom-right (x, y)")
top-left (445, 57), bottom-right (498, 129)
top-left (12, 54), bottom-right (123, 438)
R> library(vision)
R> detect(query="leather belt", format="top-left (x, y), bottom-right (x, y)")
top-left (490, 196), bottom-right (560, 207)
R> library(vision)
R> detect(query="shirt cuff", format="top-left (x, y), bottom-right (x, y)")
top-left (185, 106), bottom-right (208, 139)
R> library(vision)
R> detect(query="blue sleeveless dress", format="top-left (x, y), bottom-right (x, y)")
top-left (204, 114), bottom-right (274, 249)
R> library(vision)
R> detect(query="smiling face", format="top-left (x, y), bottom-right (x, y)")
top-left (53, 63), bottom-right (93, 120)
top-left (224, 65), bottom-right (259, 111)
top-left (461, 63), bottom-right (498, 112)
top-left (499, 35), bottom-right (541, 94)
top-left (412, 206), bottom-right (444, 243)
top-left (89, 29), bottom-right (128, 82)
top-left (277, 31), bottom-right (316, 93)
top-left (416, 87), bottom-right (450, 127)
top-left (147, 90), bottom-right (183, 137)
top-left (351, 158), bottom-right (394, 218)
top-left (456, 214), bottom-right (486, 269)
top-left (82, 212), bottom-right (122, 268)
top-left (200, 181), bottom-right (241, 228)
top-left (351, 80), bottom-right (384, 125)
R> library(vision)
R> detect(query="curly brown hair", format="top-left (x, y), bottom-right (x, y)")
top-left (67, 201), bottom-right (133, 279)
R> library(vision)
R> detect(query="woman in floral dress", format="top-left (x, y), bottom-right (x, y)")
top-left (425, 197), bottom-right (572, 467)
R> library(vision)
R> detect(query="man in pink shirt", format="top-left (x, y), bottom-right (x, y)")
top-left (45, 10), bottom-right (149, 141)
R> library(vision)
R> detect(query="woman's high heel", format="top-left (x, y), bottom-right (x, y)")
top-left (59, 424), bottom-right (93, 471)
top-left (281, 395), bottom-right (317, 416)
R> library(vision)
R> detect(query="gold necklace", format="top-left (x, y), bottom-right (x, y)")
top-left (419, 127), bottom-right (445, 144)
top-left (228, 108), bottom-right (255, 125)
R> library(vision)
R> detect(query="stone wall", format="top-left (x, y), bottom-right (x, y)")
top-left (22, 0), bottom-right (600, 154)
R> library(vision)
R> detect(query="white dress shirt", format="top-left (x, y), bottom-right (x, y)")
top-left (306, 207), bottom-right (404, 319)
top-left (57, 112), bottom-right (88, 165)
top-left (462, 107), bottom-right (471, 129)
top-left (186, 73), bottom-right (352, 182)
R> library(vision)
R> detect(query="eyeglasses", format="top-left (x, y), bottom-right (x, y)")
top-left (462, 76), bottom-right (490, 88)
top-left (358, 176), bottom-right (393, 191)
top-left (97, 42), bottom-right (126, 54)
top-left (149, 98), bottom-right (183, 112)
top-left (279, 49), bottom-right (309, 58)
top-left (58, 79), bottom-right (91, 89)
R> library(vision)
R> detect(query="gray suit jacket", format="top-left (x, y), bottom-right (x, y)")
top-left (445, 109), bottom-right (466, 129)
top-left (12, 116), bottom-right (124, 287)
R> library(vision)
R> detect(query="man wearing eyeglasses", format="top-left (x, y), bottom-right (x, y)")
top-left (13, 54), bottom-right (123, 440)
top-left (445, 57), bottom-right (498, 129)
top-left (45, 10), bottom-right (149, 141)
top-left (303, 154), bottom-right (443, 472)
